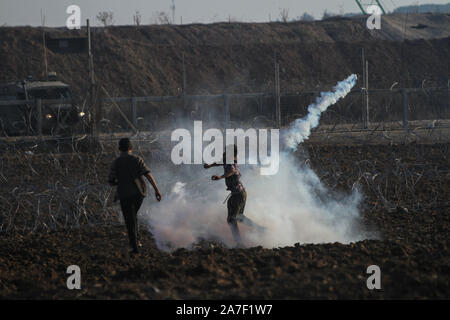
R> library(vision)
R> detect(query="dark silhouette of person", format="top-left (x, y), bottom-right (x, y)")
top-left (108, 138), bottom-right (162, 254)
top-left (204, 144), bottom-right (264, 246)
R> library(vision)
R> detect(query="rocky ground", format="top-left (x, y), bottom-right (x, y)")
top-left (0, 142), bottom-right (448, 299)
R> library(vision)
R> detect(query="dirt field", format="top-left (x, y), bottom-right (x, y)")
top-left (0, 8), bottom-right (449, 301)
top-left (0, 140), bottom-right (448, 299)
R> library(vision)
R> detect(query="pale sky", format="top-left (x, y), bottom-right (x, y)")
top-left (0, 0), bottom-right (448, 26)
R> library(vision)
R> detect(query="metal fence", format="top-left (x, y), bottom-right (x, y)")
top-left (99, 87), bottom-right (449, 133)
top-left (0, 87), bottom-right (448, 137)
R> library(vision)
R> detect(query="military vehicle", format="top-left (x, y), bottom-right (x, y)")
top-left (0, 74), bottom-right (86, 136)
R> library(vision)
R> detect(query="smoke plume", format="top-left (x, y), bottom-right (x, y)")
top-left (142, 74), bottom-right (368, 251)
top-left (282, 74), bottom-right (357, 151)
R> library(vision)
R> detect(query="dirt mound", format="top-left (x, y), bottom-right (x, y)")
top-left (0, 14), bottom-right (448, 100)
top-left (354, 13), bottom-right (450, 41)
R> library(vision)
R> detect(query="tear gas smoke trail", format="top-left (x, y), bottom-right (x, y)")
top-left (282, 74), bottom-right (357, 151)
top-left (143, 74), bottom-right (369, 251)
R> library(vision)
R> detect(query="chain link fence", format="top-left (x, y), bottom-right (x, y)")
top-left (95, 87), bottom-right (449, 133)
top-left (0, 87), bottom-right (448, 138)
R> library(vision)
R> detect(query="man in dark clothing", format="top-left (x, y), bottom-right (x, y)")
top-left (109, 138), bottom-right (162, 253)
top-left (204, 144), bottom-right (264, 246)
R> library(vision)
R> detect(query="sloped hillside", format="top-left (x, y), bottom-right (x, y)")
top-left (0, 14), bottom-right (448, 99)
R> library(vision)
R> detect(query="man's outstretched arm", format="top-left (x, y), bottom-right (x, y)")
top-left (144, 172), bottom-right (162, 201)
top-left (203, 162), bottom-right (222, 169)
top-left (212, 166), bottom-right (236, 181)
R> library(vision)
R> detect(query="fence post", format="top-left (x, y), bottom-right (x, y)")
top-left (365, 60), bottom-right (369, 128)
top-left (274, 53), bottom-right (281, 128)
top-left (361, 48), bottom-right (366, 128)
top-left (36, 98), bottom-right (42, 138)
top-left (182, 52), bottom-right (187, 111)
top-left (87, 19), bottom-right (97, 138)
top-left (224, 94), bottom-right (230, 129)
top-left (131, 96), bottom-right (137, 128)
top-left (402, 89), bottom-right (408, 129)
top-left (258, 95), bottom-right (263, 114)
top-left (447, 81), bottom-right (449, 115)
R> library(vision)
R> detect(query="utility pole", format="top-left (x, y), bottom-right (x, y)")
top-left (42, 31), bottom-right (48, 80)
top-left (365, 60), bottom-right (370, 128)
top-left (182, 52), bottom-right (187, 111)
top-left (354, 0), bottom-right (386, 15)
top-left (274, 50), bottom-right (281, 128)
top-left (375, 0), bottom-right (386, 14)
top-left (355, 0), bottom-right (367, 14)
top-left (224, 94), bottom-right (230, 129)
top-left (36, 98), bottom-right (42, 139)
top-left (41, 10), bottom-right (48, 80)
top-left (171, 0), bottom-right (176, 24)
top-left (87, 19), bottom-right (97, 137)
top-left (362, 48), bottom-right (369, 128)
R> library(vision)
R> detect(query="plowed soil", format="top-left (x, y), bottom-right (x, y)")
top-left (0, 142), bottom-right (448, 299)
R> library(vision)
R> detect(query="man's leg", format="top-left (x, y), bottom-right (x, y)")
top-left (238, 215), bottom-right (266, 232)
top-left (235, 190), bottom-right (248, 224)
top-left (120, 197), bottom-right (138, 252)
top-left (238, 215), bottom-right (257, 227)
top-left (236, 190), bottom-right (266, 231)
top-left (132, 196), bottom-right (144, 247)
top-left (227, 194), bottom-right (242, 245)
top-left (228, 220), bottom-right (242, 244)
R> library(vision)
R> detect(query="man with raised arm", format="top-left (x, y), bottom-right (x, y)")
top-left (204, 144), bottom-right (264, 247)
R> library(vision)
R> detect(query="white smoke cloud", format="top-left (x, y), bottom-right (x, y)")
top-left (282, 74), bottom-right (357, 151)
top-left (141, 74), bottom-right (368, 251)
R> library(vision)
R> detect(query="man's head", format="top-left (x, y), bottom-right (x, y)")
top-left (223, 144), bottom-right (238, 163)
top-left (119, 138), bottom-right (132, 152)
